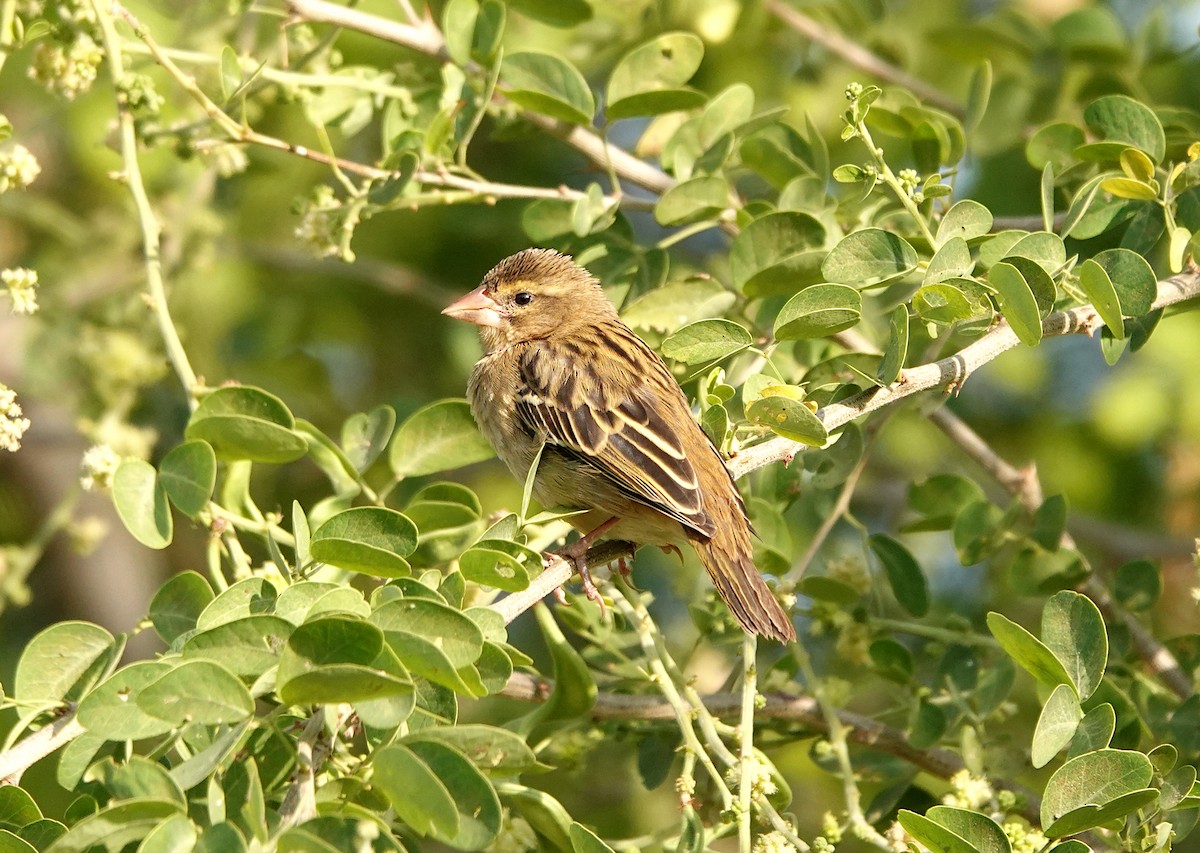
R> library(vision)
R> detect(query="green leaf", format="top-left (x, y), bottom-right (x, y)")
top-left (371, 598), bottom-right (484, 669)
top-left (93, 756), bottom-right (185, 804)
top-left (149, 571), bottom-right (214, 645)
top-left (341, 405), bottom-right (396, 472)
top-left (442, 0), bottom-right (478, 66)
top-left (404, 725), bottom-right (542, 776)
top-left (1082, 94), bottom-right (1166, 163)
top-left (661, 319), bottom-right (752, 364)
top-left (1100, 176), bottom-right (1158, 200)
top-left (502, 52), bottom-right (595, 125)
top-left (988, 261), bottom-right (1042, 346)
top-left (1041, 749), bottom-right (1156, 837)
top-left (936, 200), bottom-right (993, 246)
top-left (459, 540), bottom-right (540, 592)
top-left (773, 284), bottom-right (862, 340)
top-left (1041, 590), bottom-right (1107, 700)
top-left (76, 661), bottom-right (176, 741)
top-left (822, 228), bottom-right (918, 286)
top-left (1091, 248), bottom-right (1157, 317)
top-left (15, 621), bottom-right (116, 704)
top-left (158, 441), bottom-right (216, 517)
top-left (112, 459), bottom-right (173, 549)
top-left (1006, 231), bottom-right (1066, 276)
top-left (185, 386), bottom-right (307, 463)
top-left (1079, 258), bottom-right (1124, 338)
top-left (925, 807), bottom-right (1012, 853)
top-left (43, 799), bottom-right (182, 853)
top-left (310, 506), bottom-right (418, 577)
top-left (745, 395), bottom-right (828, 446)
top-left (913, 279), bottom-right (992, 325)
top-left (372, 745), bottom-right (460, 838)
top-left (406, 741), bottom-right (502, 849)
top-left (505, 0), bottom-right (590, 27)
top-left (277, 617), bottom-right (413, 705)
top-left (513, 605), bottom-right (596, 735)
top-left (870, 534), bottom-right (928, 617)
top-left (621, 280), bottom-right (736, 333)
top-left (386, 631), bottom-right (482, 696)
top-left (654, 176), bottom-right (728, 226)
top-left (182, 615), bottom-right (294, 678)
top-left (606, 33), bottom-right (704, 120)
top-left (196, 577), bottom-right (278, 631)
top-left (569, 822), bottom-right (617, 853)
top-left (987, 611), bottom-right (1074, 692)
top-left (1027, 122), bottom-right (1086, 171)
top-left (730, 211), bottom-right (827, 296)
top-left (1114, 559), bottom-right (1160, 611)
top-left (137, 660), bottom-right (254, 725)
top-left (925, 236), bottom-right (973, 283)
top-left (906, 473), bottom-right (986, 530)
top-left (896, 811), bottom-right (976, 853)
top-left (1068, 703), bottom-right (1115, 757)
top-left (698, 83), bottom-right (754, 148)
top-left (965, 60), bottom-right (992, 133)
top-left (389, 399), bottom-right (494, 478)
top-left (501, 785), bottom-right (573, 852)
top-left (0, 787), bottom-right (40, 828)
top-left (876, 304), bottom-right (909, 385)
top-left (1032, 684), bottom-right (1083, 768)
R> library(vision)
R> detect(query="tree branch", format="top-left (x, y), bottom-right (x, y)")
top-left (730, 269), bottom-right (1200, 480)
top-left (929, 391), bottom-right (1195, 700)
top-left (283, 0), bottom-right (678, 197)
top-left (502, 671), bottom-right (964, 780)
top-left (763, 0), bottom-right (963, 117)
top-left (0, 711), bottom-right (85, 785)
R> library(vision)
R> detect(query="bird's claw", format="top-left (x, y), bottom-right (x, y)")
top-left (546, 543), bottom-right (607, 616)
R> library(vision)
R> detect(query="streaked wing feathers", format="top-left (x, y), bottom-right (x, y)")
top-left (516, 330), bottom-right (716, 538)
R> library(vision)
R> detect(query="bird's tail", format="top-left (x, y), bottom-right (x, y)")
top-left (694, 526), bottom-right (796, 643)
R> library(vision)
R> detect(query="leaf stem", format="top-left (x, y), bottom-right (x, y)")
top-left (856, 121), bottom-right (938, 247)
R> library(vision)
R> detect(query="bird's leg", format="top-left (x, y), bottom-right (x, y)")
top-left (549, 516), bottom-right (622, 610)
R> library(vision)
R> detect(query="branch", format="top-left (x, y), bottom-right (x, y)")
top-left (929, 389), bottom-right (1195, 700)
top-left (502, 671), bottom-right (965, 780)
top-left (0, 711), bottom-right (85, 784)
top-left (730, 269), bottom-right (1200, 479)
top-left (283, 0), bottom-right (678, 197)
top-left (763, 0), bottom-right (963, 116)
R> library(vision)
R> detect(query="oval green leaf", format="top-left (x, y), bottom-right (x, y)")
top-left (654, 176), bottom-right (728, 226)
top-left (606, 33), bottom-right (704, 120)
top-left (1041, 590), bottom-right (1107, 700)
top-left (158, 441), bottom-right (216, 518)
top-left (730, 211), bottom-right (827, 295)
top-left (1092, 247), bottom-right (1157, 317)
top-left (936, 199), bottom-right (993, 246)
top-left (773, 284), bottom-right (862, 340)
top-left (1079, 258), bottom-right (1123, 338)
top-left (15, 621), bottom-right (116, 704)
top-left (870, 534), bottom-right (928, 617)
top-left (745, 395), bottom-right (828, 446)
top-left (185, 386), bottom-right (307, 463)
top-left (660, 319), bottom-right (752, 364)
top-left (1032, 683), bottom-right (1083, 768)
top-left (502, 51), bottom-right (595, 125)
top-left (112, 459), bottom-right (173, 549)
top-left (310, 506), bottom-right (418, 577)
top-left (988, 261), bottom-right (1042, 346)
top-left (137, 660), bottom-right (254, 725)
top-left (149, 571), bottom-right (214, 646)
top-left (1041, 749), bottom-right (1155, 837)
top-left (822, 228), bottom-right (918, 287)
top-left (389, 399), bottom-right (494, 478)
top-left (987, 611), bottom-right (1074, 692)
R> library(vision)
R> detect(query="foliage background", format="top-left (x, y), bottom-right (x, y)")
top-left (2, 0), bottom-right (1200, 850)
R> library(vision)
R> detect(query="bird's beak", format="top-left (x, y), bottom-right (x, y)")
top-left (442, 286), bottom-right (505, 328)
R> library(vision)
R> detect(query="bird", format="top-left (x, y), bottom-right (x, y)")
top-left (442, 248), bottom-right (795, 643)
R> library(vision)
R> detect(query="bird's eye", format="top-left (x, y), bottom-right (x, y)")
top-left (513, 291), bottom-right (534, 306)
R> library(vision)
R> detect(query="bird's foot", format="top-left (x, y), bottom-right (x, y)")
top-left (659, 543), bottom-right (685, 566)
top-left (552, 537), bottom-right (606, 615)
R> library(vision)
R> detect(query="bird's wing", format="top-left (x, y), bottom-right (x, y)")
top-left (516, 325), bottom-right (717, 538)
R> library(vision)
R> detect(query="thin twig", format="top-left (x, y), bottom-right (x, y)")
top-left (764, 0), bottom-right (962, 116)
top-left (96, 2), bottom-right (200, 408)
top-left (284, 0), bottom-right (679, 197)
top-left (929, 407), bottom-right (1195, 699)
top-left (730, 269), bottom-right (1200, 479)
top-left (738, 634), bottom-right (757, 851)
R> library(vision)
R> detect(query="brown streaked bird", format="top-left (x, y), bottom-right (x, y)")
top-left (443, 248), bottom-right (795, 643)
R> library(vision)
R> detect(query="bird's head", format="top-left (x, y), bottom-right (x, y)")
top-left (443, 248), bottom-right (615, 350)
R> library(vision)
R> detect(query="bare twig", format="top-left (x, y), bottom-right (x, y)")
top-left (0, 712), bottom-right (85, 784)
top-left (502, 671), bottom-right (965, 780)
top-left (284, 0), bottom-right (678, 197)
top-left (929, 397), bottom-right (1195, 699)
top-left (763, 0), bottom-right (962, 116)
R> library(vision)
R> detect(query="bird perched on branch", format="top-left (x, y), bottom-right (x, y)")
top-left (443, 248), bottom-right (795, 643)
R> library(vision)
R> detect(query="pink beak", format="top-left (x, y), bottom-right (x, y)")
top-left (442, 285), bottom-right (505, 328)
